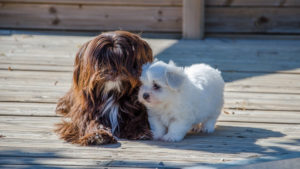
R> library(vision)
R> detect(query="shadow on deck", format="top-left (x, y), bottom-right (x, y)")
top-left (1, 125), bottom-right (299, 168)
top-left (155, 38), bottom-right (300, 82)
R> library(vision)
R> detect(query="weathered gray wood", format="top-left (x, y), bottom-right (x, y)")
top-left (0, 115), bottom-right (299, 167)
top-left (0, 165), bottom-right (137, 169)
top-left (1, 102), bottom-right (300, 124)
top-left (0, 3), bottom-right (181, 32)
top-left (2, 70), bottom-right (300, 93)
top-left (206, 7), bottom-right (300, 33)
top-left (0, 0), bottom-right (182, 6)
top-left (2, 89), bottom-right (300, 111)
top-left (0, 102), bottom-right (57, 116)
top-left (207, 0), bottom-right (300, 7)
top-left (2, 0), bottom-right (300, 7)
top-left (1, 2), bottom-right (300, 34)
top-left (2, 35), bottom-right (300, 73)
top-left (182, 0), bottom-right (205, 39)
top-left (1, 33), bottom-right (300, 169)
top-left (220, 109), bottom-right (300, 124)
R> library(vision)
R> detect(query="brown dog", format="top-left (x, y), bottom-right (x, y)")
top-left (55, 31), bottom-right (153, 145)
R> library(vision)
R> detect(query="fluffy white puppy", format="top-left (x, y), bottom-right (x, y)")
top-left (138, 60), bottom-right (224, 142)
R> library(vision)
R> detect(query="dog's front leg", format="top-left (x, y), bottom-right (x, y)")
top-left (78, 121), bottom-right (117, 146)
top-left (148, 115), bottom-right (166, 140)
top-left (162, 120), bottom-right (191, 142)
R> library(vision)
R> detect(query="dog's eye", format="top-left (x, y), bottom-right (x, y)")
top-left (153, 83), bottom-right (160, 90)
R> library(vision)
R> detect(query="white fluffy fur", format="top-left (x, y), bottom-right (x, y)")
top-left (138, 60), bottom-right (224, 142)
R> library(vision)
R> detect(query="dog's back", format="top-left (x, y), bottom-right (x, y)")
top-left (185, 64), bottom-right (224, 93)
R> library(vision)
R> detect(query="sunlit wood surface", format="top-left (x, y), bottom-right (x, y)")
top-left (0, 32), bottom-right (300, 168)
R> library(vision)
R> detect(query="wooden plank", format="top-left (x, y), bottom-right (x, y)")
top-left (2, 53), bottom-right (300, 73)
top-left (2, 70), bottom-right (300, 93)
top-left (224, 92), bottom-right (300, 111)
top-left (1, 56), bottom-right (300, 74)
top-left (2, 77), bottom-right (300, 95)
top-left (0, 165), bottom-right (131, 169)
top-left (0, 63), bottom-right (73, 72)
top-left (0, 156), bottom-right (112, 167)
top-left (0, 116), bottom-right (298, 167)
top-left (220, 109), bottom-right (300, 124)
top-left (0, 116), bottom-right (299, 153)
top-left (1, 88), bottom-right (300, 111)
top-left (0, 3), bottom-right (181, 32)
top-left (207, 0), bottom-right (300, 7)
top-left (3, 0), bottom-right (300, 7)
top-left (3, 128), bottom-right (298, 147)
top-left (206, 7), bottom-right (300, 33)
top-left (182, 0), bottom-right (205, 39)
top-left (1, 35), bottom-right (300, 73)
top-left (0, 0), bottom-right (182, 6)
top-left (0, 102), bottom-right (57, 117)
top-left (0, 140), bottom-right (252, 160)
top-left (1, 116), bottom-right (299, 134)
top-left (2, 63), bottom-right (299, 74)
top-left (1, 102), bottom-right (300, 124)
top-left (1, 3), bottom-right (299, 34)
top-left (0, 155), bottom-right (244, 168)
top-left (0, 116), bottom-right (299, 146)
top-left (2, 131), bottom-right (299, 150)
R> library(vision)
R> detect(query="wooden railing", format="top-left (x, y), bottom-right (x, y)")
top-left (0, 0), bottom-right (299, 39)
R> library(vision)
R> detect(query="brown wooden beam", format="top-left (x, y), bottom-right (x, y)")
top-left (182, 0), bottom-right (205, 39)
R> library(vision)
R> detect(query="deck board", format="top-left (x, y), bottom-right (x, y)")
top-left (0, 33), bottom-right (300, 168)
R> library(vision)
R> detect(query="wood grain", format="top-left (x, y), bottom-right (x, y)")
top-left (207, 0), bottom-right (300, 7)
top-left (206, 7), bottom-right (300, 33)
top-left (182, 0), bottom-right (205, 39)
top-left (0, 0), bottom-right (182, 6)
top-left (0, 33), bottom-right (300, 168)
top-left (0, 3), bottom-right (181, 32)
top-left (1, 2), bottom-right (300, 34)
top-left (2, 0), bottom-right (300, 7)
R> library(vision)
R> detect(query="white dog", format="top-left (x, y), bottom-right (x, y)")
top-left (138, 60), bottom-right (224, 142)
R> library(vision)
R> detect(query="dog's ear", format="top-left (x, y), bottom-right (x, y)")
top-left (142, 62), bottom-right (151, 72)
top-left (73, 41), bottom-right (90, 90)
top-left (165, 69), bottom-right (185, 90)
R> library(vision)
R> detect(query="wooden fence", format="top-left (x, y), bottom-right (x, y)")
top-left (0, 0), bottom-right (299, 39)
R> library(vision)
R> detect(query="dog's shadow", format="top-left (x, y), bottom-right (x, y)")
top-left (134, 125), bottom-right (298, 157)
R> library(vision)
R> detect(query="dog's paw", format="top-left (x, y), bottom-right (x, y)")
top-left (79, 130), bottom-right (117, 146)
top-left (152, 130), bottom-right (165, 140)
top-left (201, 119), bottom-right (217, 134)
top-left (136, 130), bottom-right (153, 140)
top-left (191, 123), bottom-right (202, 133)
top-left (200, 124), bottom-right (215, 134)
top-left (161, 134), bottom-right (183, 142)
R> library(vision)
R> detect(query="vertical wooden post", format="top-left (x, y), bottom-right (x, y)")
top-left (182, 0), bottom-right (205, 39)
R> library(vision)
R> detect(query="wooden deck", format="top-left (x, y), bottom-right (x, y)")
top-left (0, 32), bottom-right (300, 168)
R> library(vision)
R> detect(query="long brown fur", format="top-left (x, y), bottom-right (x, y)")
top-left (55, 31), bottom-right (153, 145)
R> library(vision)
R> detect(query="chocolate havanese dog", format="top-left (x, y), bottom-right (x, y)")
top-left (55, 31), bottom-right (153, 145)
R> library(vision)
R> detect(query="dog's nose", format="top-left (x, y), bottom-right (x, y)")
top-left (143, 93), bottom-right (150, 100)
